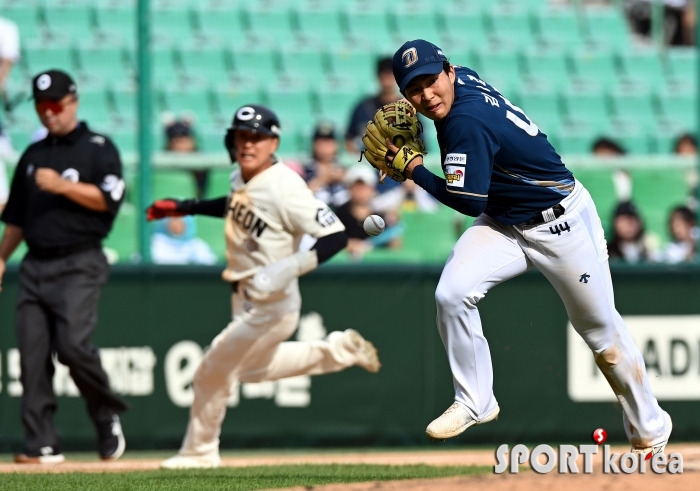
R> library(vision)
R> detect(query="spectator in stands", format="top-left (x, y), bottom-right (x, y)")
top-left (151, 215), bottom-right (217, 265)
top-left (592, 137), bottom-right (626, 156)
top-left (660, 205), bottom-right (698, 263)
top-left (626, 0), bottom-right (694, 46)
top-left (0, 15), bottom-right (20, 161)
top-left (345, 57), bottom-right (400, 154)
top-left (674, 133), bottom-right (698, 155)
top-left (335, 165), bottom-right (402, 259)
top-left (305, 122), bottom-right (348, 207)
top-left (608, 201), bottom-right (650, 263)
top-left (164, 119), bottom-right (209, 199)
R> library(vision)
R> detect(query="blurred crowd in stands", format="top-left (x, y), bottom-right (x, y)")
top-left (0, 14), bottom-right (698, 265)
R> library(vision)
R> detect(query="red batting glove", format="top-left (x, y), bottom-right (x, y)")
top-left (146, 199), bottom-right (188, 221)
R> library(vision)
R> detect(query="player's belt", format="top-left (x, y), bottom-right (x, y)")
top-left (520, 203), bottom-right (565, 227)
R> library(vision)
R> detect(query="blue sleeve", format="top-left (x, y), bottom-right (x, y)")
top-left (412, 166), bottom-right (486, 217)
top-left (412, 113), bottom-right (498, 217)
top-left (441, 113), bottom-right (498, 200)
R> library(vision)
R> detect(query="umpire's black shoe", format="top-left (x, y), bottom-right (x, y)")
top-left (15, 446), bottom-right (65, 464)
top-left (97, 415), bottom-right (125, 461)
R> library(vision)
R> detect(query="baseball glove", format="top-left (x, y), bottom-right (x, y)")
top-left (361, 101), bottom-right (426, 183)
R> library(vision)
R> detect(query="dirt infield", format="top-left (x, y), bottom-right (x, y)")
top-left (0, 444), bottom-right (698, 491)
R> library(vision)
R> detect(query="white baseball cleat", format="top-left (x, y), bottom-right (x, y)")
top-left (426, 402), bottom-right (500, 440)
top-left (631, 411), bottom-right (673, 461)
top-left (345, 329), bottom-right (381, 373)
top-left (160, 454), bottom-right (221, 469)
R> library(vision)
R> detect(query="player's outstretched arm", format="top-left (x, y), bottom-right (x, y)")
top-left (146, 196), bottom-right (228, 221)
top-left (252, 231), bottom-right (348, 294)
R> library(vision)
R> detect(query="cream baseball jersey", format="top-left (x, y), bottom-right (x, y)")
top-left (222, 161), bottom-right (345, 283)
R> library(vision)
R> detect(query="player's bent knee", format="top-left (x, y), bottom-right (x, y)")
top-left (435, 281), bottom-right (481, 311)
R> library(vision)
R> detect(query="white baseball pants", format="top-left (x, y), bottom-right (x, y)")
top-left (436, 181), bottom-right (669, 447)
top-left (178, 287), bottom-right (364, 458)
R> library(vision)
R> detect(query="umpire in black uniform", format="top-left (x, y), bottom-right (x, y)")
top-left (0, 70), bottom-right (129, 463)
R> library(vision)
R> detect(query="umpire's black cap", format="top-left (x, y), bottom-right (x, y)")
top-left (32, 69), bottom-right (77, 100)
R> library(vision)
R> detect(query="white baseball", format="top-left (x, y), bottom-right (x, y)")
top-left (363, 215), bottom-right (385, 236)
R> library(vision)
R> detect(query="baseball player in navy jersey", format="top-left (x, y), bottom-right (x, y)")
top-left (378, 40), bottom-right (671, 458)
top-left (147, 105), bottom-right (381, 469)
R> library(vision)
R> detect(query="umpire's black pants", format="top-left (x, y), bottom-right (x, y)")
top-left (15, 248), bottom-right (129, 453)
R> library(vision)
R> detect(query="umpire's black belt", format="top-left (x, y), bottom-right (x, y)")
top-left (28, 241), bottom-right (101, 260)
top-left (520, 203), bottom-right (566, 227)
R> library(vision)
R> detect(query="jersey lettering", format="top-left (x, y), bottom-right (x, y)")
top-left (229, 200), bottom-right (269, 238)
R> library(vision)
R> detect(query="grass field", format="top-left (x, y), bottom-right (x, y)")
top-left (0, 464), bottom-right (491, 491)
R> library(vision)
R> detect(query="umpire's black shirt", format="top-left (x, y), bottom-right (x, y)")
top-left (1, 122), bottom-right (124, 250)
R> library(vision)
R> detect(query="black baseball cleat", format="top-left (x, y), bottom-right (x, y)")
top-left (97, 415), bottom-right (125, 461)
top-left (14, 446), bottom-right (65, 464)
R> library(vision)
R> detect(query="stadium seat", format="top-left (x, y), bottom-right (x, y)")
top-left (516, 85), bottom-right (564, 135)
top-left (179, 46), bottom-right (233, 85)
top-left (112, 89), bottom-right (137, 124)
top-left (151, 47), bottom-right (183, 87)
top-left (231, 46), bottom-right (279, 86)
top-left (213, 85), bottom-right (265, 122)
top-left (6, 127), bottom-right (33, 154)
top-left (0, 5), bottom-right (44, 43)
top-left (441, 5), bottom-right (490, 50)
top-left (391, 10), bottom-right (443, 48)
top-left (327, 47), bottom-right (377, 89)
top-left (151, 7), bottom-right (197, 46)
top-left (78, 89), bottom-right (115, 128)
top-left (265, 85), bottom-right (315, 129)
top-left (486, 7), bottom-right (536, 47)
top-left (618, 50), bottom-right (667, 89)
top-left (345, 5), bottom-right (394, 54)
top-left (400, 207), bottom-right (458, 264)
top-left (522, 48), bottom-right (573, 90)
top-left (195, 7), bottom-right (249, 46)
top-left (279, 47), bottom-right (328, 87)
top-left (23, 44), bottom-right (77, 76)
top-left (295, 5), bottom-right (347, 48)
top-left (610, 86), bottom-right (659, 132)
top-left (569, 49), bottom-right (621, 90)
top-left (244, 4), bottom-right (298, 47)
top-left (160, 88), bottom-right (218, 126)
top-left (43, 5), bottom-right (97, 44)
top-left (561, 86), bottom-right (611, 130)
top-left (535, 8), bottom-right (586, 50)
top-left (551, 124), bottom-right (599, 154)
top-left (666, 48), bottom-right (696, 89)
top-left (77, 46), bottom-right (134, 88)
top-left (657, 88), bottom-right (697, 132)
top-left (316, 83), bottom-right (359, 133)
top-left (105, 126), bottom-right (136, 154)
top-left (473, 48), bottom-right (522, 93)
top-left (95, 6), bottom-right (136, 47)
top-left (584, 8), bottom-right (632, 49)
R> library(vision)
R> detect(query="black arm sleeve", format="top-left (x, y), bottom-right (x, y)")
top-left (312, 230), bottom-right (348, 264)
top-left (412, 165), bottom-right (487, 217)
top-left (183, 196), bottom-right (228, 217)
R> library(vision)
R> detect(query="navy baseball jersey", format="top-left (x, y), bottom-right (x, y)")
top-left (434, 66), bottom-right (574, 225)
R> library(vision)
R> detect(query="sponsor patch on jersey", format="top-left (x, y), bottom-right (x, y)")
top-left (444, 165), bottom-right (465, 187)
top-left (444, 153), bottom-right (467, 165)
top-left (90, 135), bottom-right (106, 146)
top-left (61, 168), bottom-right (80, 183)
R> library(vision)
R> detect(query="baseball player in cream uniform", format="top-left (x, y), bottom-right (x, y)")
top-left (148, 105), bottom-right (380, 469)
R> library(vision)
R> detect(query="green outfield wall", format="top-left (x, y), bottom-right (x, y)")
top-left (1, 264), bottom-right (699, 452)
